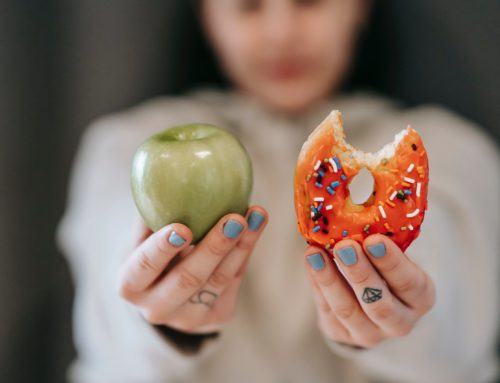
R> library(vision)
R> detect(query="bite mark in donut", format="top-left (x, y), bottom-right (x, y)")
top-left (294, 110), bottom-right (429, 254)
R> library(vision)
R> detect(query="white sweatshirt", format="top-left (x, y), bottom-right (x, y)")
top-left (55, 88), bottom-right (500, 383)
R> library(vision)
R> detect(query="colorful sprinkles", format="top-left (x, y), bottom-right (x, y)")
top-left (305, 145), bottom-right (425, 245)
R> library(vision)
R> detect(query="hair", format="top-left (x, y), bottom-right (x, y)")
top-left (167, 0), bottom-right (379, 96)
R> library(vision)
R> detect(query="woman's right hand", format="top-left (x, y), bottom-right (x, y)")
top-left (117, 206), bottom-right (268, 334)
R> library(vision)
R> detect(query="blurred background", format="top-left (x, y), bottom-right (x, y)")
top-left (1, 1), bottom-right (499, 382)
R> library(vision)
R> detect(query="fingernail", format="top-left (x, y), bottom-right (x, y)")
top-left (168, 231), bottom-right (186, 247)
top-left (307, 252), bottom-right (325, 270)
top-left (367, 243), bottom-right (386, 257)
top-left (335, 246), bottom-right (357, 266)
top-left (223, 219), bottom-right (243, 238)
top-left (247, 211), bottom-right (265, 231)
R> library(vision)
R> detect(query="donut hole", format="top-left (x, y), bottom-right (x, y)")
top-left (347, 167), bottom-right (375, 205)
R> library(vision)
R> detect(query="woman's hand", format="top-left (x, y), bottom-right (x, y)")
top-left (304, 234), bottom-right (436, 349)
top-left (117, 206), bottom-right (268, 334)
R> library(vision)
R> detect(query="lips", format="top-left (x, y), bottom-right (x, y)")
top-left (264, 59), bottom-right (311, 81)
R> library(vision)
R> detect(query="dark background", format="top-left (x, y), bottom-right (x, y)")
top-left (1, 1), bottom-right (499, 382)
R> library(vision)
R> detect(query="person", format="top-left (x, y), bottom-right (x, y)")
top-left (55, 0), bottom-right (500, 382)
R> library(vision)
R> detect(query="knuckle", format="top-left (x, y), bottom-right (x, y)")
top-left (235, 238), bottom-right (253, 251)
top-left (176, 268), bottom-right (204, 291)
top-left (318, 316), bottom-right (341, 341)
top-left (358, 335), bottom-right (382, 349)
top-left (318, 273), bottom-right (338, 288)
top-left (391, 323), bottom-right (412, 337)
top-left (137, 249), bottom-right (157, 272)
top-left (207, 269), bottom-right (231, 289)
top-left (141, 308), bottom-right (165, 325)
top-left (348, 268), bottom-right (371, 285)
top-left (415, 275), bottom-right (436, 313)
top-left (379, 256), bottom-right (403, 274)
top-left (387, 317), bottom-right (413, 337)
top-left (335, 303), bottom-right (357, 321)
top-left (206, 239), bottom-right (227, 258)
top-left (396, 273), bottom-right (419, 294)
top-left (154, 233), bottom-right (171, 254)
top-left (369, 300), bottom-right (394, 321)
top-left (116, 280), bottom-right (133, 300)
top-left (316, 298), bottom-right (331, 314)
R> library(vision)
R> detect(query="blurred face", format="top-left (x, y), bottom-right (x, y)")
top-left (200, 0), bottom-right (369, 114)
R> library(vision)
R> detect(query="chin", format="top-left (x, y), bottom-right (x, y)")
top-left (250, 76), bottom-right (336, 116)
top-left (262, 88), bottom-right (328, 116)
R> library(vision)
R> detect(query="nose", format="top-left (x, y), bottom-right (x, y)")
top-left (262, 1), bottom-right (298, 49)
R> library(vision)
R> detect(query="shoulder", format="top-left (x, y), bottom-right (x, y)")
top-left (346, 94), bottom-right (500, 173)
top-left (82, 87), bottom-right (233, 146)
top-left (396, 104), bottom-right (500, 178)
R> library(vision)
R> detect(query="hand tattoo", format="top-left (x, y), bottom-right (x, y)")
top-left (362, 287), bottom-right (382, 304)
top-left (189, 289), bottom-right (218, 308)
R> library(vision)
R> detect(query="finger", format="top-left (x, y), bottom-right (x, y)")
top-left (176, 206), bottom-right (267, 318)
top-left (308, 275), bottom-right (353, 344)
top-left (169, 277), bottom-right (244, 334)
top-left (199, 206), bottom-right (268, 297)
top-left (363, 234), bottom-right (436, 314)
top-left (333, 240), bottom-right (417, 337)
top-left (304, 247), bottom-right (382, 346)
top-left (117, 223), bottom-right (192, 296)
top-left (147, 213), bottom-right (248, 312)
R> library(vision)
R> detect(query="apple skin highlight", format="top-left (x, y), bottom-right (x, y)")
top-left (131, 123), bottom-right (253, 244)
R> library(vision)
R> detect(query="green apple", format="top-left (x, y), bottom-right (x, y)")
top-left (130, 123), bottom-right (253, 244)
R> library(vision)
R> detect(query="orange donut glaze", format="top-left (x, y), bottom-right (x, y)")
top-left (294, 111), bottom-right (429, 254)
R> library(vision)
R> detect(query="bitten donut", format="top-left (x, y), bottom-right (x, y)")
top-left (294, 110), bottom-right (429, 254)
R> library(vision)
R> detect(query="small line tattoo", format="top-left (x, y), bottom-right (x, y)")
top-left (362, 287), bottom-right (382, 304)
top-left (189, 289), bottom-right (218, 307)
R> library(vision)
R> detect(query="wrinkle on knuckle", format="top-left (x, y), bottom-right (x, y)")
top-left (396, 273), bottom-right (419, 294)
top-left (387, 318), bottom-right (413, 338)
top-left (319, 273), bottom-right (337, 288)
top-left (207, 269), bottom-right (231, 289)
top-left (206, 240), bottom-right (227, 258)
top-left (235, 238), bottom-right (253, 251)
top-left (349, 268), bottom-right (371, 285)
top-left (317, 299), bottom-right (331, 314)
top-left (138, 249), bottom-right (157, 272)
top-left (154, 234), bottom-right (170, 254)
top-left (176, 268), bottom-right (204, 291)
top-left (335, 304), bottom-right (357, 321)
top-left (369, 300), bottom-right (394, 321)
top-left (379, 257), bottom-right (402, 274)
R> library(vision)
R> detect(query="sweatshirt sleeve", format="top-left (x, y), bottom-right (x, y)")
top-left (323, 108), bottom-right (500, 383)
top-left (55, 113), bottom-right (223, 383)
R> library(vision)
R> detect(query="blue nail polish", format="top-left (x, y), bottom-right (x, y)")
top-left (367, 243), bottom-right (386, 257)
top-left (223, 219), bottom-right (243, 238)
top-left (335, 246), bottom-right (357, 266)
top-left (307, 252), bottom-right (325, 270)
top-left (247, 211), bottom-right (265, 231)
top-left (168, 231), bottom-right (185, 247)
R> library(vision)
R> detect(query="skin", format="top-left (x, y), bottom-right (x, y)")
top-left (117, 0), bottom-right (436, 347)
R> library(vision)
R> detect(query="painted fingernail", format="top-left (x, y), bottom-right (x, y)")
top-left (223, 219), bottom-right (244, 238)
top-left (307, 252), bottom-right (325, 270)
top-left (367, 243), bottom-right (386, 257)
top-left (247, 211), bottom-right (265, 231)
top-left (335, 246), bottom-right (357, 266)
top-left (168, 231), bottom-right (186, 247)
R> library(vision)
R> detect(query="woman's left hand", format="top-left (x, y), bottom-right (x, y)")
top-left (304, 234), bottom-right (436, 349)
